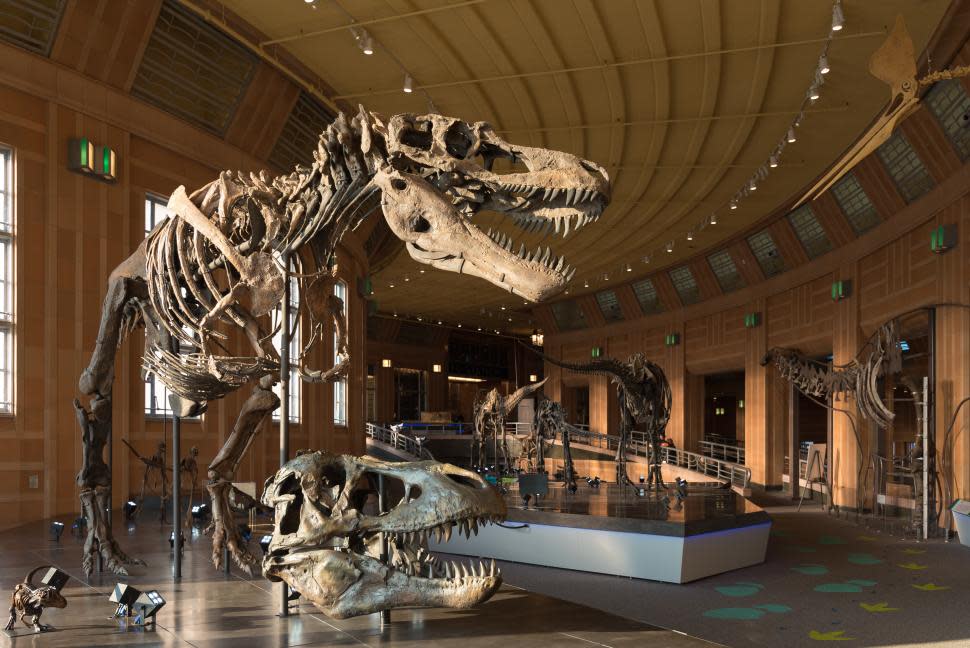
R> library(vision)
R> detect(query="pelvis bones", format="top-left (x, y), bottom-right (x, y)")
top-left (261, 451), bottom-right (507, 618)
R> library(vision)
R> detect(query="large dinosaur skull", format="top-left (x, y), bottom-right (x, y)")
top-left (374, 112), bottom-right (610, 302)
top-left (261, 451), bottom-right (506, 619)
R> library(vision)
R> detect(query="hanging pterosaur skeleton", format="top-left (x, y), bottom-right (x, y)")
top-left (74, 108), bottom-right (610, 583)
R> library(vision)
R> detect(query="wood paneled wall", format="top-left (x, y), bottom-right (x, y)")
top-left (0, 39), bottom-right (366, 529)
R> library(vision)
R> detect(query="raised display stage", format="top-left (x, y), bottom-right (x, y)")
top-left (430, 482), bottom-right (771, 583)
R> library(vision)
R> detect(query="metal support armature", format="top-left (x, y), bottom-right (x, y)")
top-left (278, 255), bottom-right (291, 618)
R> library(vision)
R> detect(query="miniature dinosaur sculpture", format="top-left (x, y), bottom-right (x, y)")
top-left (4, 567), bottom-right (67, 634)
top-left (472, 379), bottom-right (547, 472)
top-left (75, 108), bottom-right (610, 578)
top-left (539, 352), bottom-right (671, 489)
top-left (262, 451), bottom-right (507, 618)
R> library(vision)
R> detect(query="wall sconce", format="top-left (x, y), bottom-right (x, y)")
top-left (531, 329), bottom-right (544, 346)
top-left (744, 312), bottom-right (760, 328)
top-left (831, 280), bottom-right (852, 301)
top-left (738, 399), bottom-right (744, 409)
top-left (529, 374), bottom-right (538, 382)
top-left (931, 224), bottom-right (957, 254)
top-left (68, 138), bottom-right (117, 182)
top-left (591, 346), bottom-right (602, 358)
top-left (432, 363), bottom-right (442, 373)
top-left (381, 359), bottom-right (392, 368)
top-left (664, 333), bottom-right (679, 346)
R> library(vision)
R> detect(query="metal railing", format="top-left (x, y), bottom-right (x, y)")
top-left (699, 439), bottom-right (745, 464)
top-left (366, 423), bottom-right (436, 460)
top-left (504, 421), bottom-right (532, 436)
top-left (379, 422), bottom-right (473, 435)
top-left (560, 426), bottom-right (751, 491)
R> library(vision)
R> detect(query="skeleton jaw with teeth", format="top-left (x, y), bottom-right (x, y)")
top-left (261, 451), bottom-right (506, 619)
top-left (377, 113), bottom-right (610, 302)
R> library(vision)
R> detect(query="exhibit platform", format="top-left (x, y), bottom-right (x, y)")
top-left (430, 483), bottom-right (771, 583)
top-left (0, 514), bottom-right (713, 647)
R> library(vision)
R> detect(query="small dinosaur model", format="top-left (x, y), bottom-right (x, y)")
top-left (4, 567), bottom-right (67, 634)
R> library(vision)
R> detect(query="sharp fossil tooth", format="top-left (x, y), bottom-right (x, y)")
top-left (444, 562), bottom-right (451, 578)
top-left (527, 186), bottom-right (539, 198)
top-left (554, 217), bottom-right (561, 234)
top-left (443, 523), bottom-right (453, 543)
top-left (452, 561), bottom-right (460, 580)
top-left (471, 518), bottom-right (479, 535)
top-left (461, 562), bottom-right (471, 578)
top-left (567, 266), bottom-right (577, 281)
top-left (543, 247), bottom-right (551, 264)
top-left (518, 243), bottom-right (526, 258)
top-left (566, 188), bottom-right (576, 206)
top-left (542, 187), bottom-right (552, 201)
top-left (555, 256), bottom-right (565, 272)
top-left (563, 215), bottom-right (571, 237)
top-left (551, 188), bottom-right (561, 200)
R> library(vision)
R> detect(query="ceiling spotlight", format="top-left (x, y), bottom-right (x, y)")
top-left (666, 241), bottom-right (674, 253)
top-left (769, 154), bottom-right (779, 168)
top-left (603, 273), bottom-right (610, 281)
top-left (787, 127), bottom-right (797, 143)
top-left (477, 327), bottom-right (482, 331)
top-left (304, 0), bottom-right (314, 3)
top-left (710, 213), bottom-right (718, 225)
top-left (686, 231), bottom-right (693, 241)
top-left (730, 199), bottom-right (738, 210)
top-left (416, 316), bottom-right (423, 321)
top-left (749, 178), bottom-right (757, 192)
top-left (626, 263), bottom-right (632, 272)
top-left (584, 279), bottom-right (589, 288)
top-left (393, 312), bottom-right (398, 317)
top-left (437, 320), bottom-right (442, 325)
top-left (831, 2), bottom-right (844, 31)
top-left (819, 53), bottom-right (830, 74)
top-left (808, 85), bottom-right (820, 102)
top-left (389, 283), bottom-right (395, 288)
top-left (500, 305), bottom-right (506, 310)
top-left (419, 269), bottom-right (425, 273)
top-left (404, 275), bottom-right (410, 282)
top-left (642, 255), bottom-right (651, 264)
top-left (361, 34), bottom-right (374, 55)
top-left (403, 74), bottom-right (414, 93)
top-left (457, 323), bottom-right (462, 327)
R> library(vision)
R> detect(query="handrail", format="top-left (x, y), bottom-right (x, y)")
top-left (375, 422), bottom-right (473, 435)
top-left (560, 426), bottom-right (751, 491)
top-left (365, 423), bottom-right (436, 461)
top-left (504, 421), bottom-right (532, 436)
top-left (699, 439), bottom-right (746, 464)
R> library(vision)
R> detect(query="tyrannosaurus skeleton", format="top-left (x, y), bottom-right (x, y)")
top-left (75, 108), bottom-right (610, 580)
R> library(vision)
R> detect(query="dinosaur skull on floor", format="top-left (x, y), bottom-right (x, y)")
top-left (375, 112), bottom-right (610, 301)
top-left (261, 451), bottom-right (506, 619)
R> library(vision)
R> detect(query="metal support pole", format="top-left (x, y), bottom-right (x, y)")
top-left (279, 255), bottom-right (291, 618)
top-left (789, 381), bottom-right (799, 501)
top-left (173, 411), bottom-right (182, 580)
top-left (378, 474), bottom-right (390, 627)
top-left (923, 375), bottom-right (929, 541)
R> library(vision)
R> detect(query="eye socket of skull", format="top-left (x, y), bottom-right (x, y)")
top-left (400, 120), bottom-right (432, 150)
top-left (443, 121), bottom-right (475, 159)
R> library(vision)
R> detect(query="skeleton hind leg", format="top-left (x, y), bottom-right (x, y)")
top-left (77, 258), bottom-right (149, 577)
top-left (206, 377), bottom-right (280, 574)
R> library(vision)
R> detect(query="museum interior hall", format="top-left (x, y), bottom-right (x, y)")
top-left (4, 0), bottom-right (970, 646)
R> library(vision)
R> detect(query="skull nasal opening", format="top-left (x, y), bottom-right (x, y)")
top-left (447, 473), bottom-right (483, 489)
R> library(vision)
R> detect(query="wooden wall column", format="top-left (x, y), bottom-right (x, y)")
top-left (664, 322), bottom-right (687, 446)
top-left (831, 265), bottom-right (866, 510)
top-left (745, 298), bottom-right (786, 487)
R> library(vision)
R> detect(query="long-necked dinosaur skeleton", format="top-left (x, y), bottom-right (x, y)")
top-left (763, 321), bottom-right (907, 514)
top-left (75, 109), bottom-right (610, 579)
top-left (472, 380), bottom-right (546, 472)
top-left (536, 351), bottom-right (671, 489)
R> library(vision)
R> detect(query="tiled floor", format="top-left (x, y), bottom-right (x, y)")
top-left (0, 515), bottom-right (715, 647)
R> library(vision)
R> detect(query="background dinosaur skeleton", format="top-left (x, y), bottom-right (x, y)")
top-left (74, 108), bottom-right (610, 584)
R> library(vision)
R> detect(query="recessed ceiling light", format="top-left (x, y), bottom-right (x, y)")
top-left (403, 74), bottom-right (413, 93)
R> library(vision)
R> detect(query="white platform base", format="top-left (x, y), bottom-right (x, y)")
top-left (430, 519), bottom-right (771, 584)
